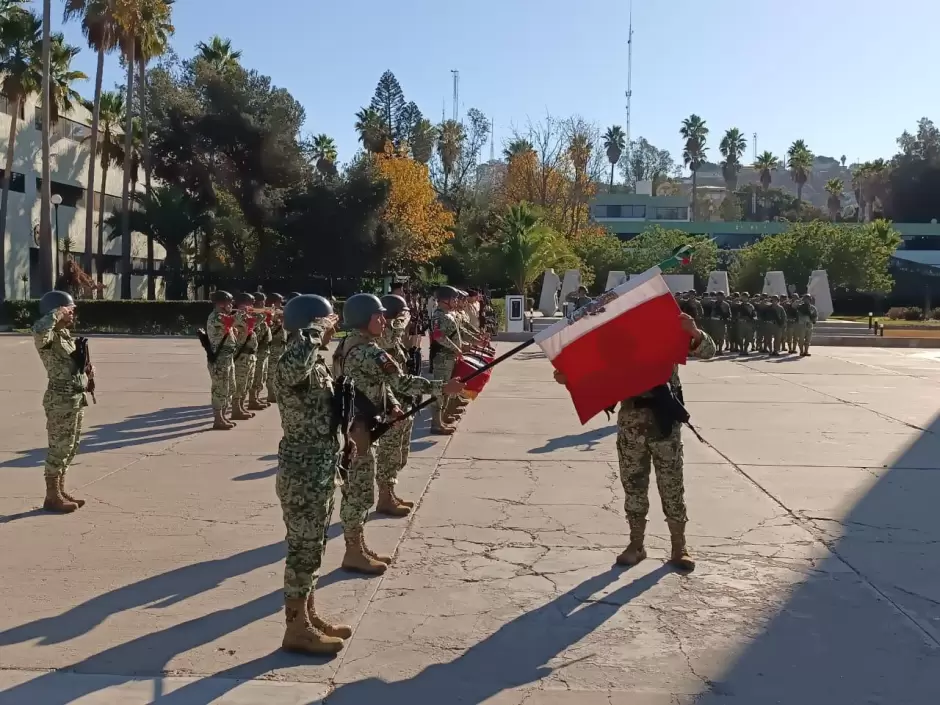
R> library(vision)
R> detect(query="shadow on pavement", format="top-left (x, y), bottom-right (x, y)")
top-left (0, 405), bottom-right (210, 469)
top-left (233, 467), bottom-right (277, 481)
top-left (528, 425), bottom-right (616, 454)
top-left (693, 413), bottom-right (940, 703)
top-left (0, 542), bottom-right (283, 649)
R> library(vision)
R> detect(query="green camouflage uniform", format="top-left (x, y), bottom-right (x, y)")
top-left (797, 301), bottom-right (818, 354)
top-left (32, 310), bottom-right (88, 479)
top-left (273, 328), bottom-right (339, 600)
top-left (738, 300), bottom-right (756, 353)
top-left (429, 307), bottom-right (463, 420)
top-left (376, 315), bottom-right (414, 487)
top-left (233, 308), bottom-right (258, 407)
top-left (206, 310), bottom-right (236, 412)
top-left (267, 312), bottom-right (286, 398)
top-left (617, 332), bottom-right (716, 525)
top-left (251, 311), bottom-right (272, 399)
top-left (335, 332), bottom-right (442, 531)
top-left (769, 300), bottom-right (786, 354)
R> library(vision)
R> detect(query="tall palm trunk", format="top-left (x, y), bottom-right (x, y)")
top-left (609, 163), bottom-right (615, 190)
top-left (38, 0), bottom-right (54, 293)
top-left (97, 162), bottom-right (109, 293)
top-left (0, 100), bottom-right (19, 301)
top-left (690, 170), bottom-right (698, 221)
top-left (138, 60), bottom-right (155, 300)
top-left (84, 48), bottom-right (105, 278)
top-left (120, 38), bottom-right (136, 300)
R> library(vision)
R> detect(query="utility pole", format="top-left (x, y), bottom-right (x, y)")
top-left (451, 70), bottom-right (459, 122)
top-left (753, 132), bottom-right (758, 162)
top-left (624, 1), bottom-right (634, 167)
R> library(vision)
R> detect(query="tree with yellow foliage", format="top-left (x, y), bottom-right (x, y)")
top-left (373, 146), bottom-right (455, 266)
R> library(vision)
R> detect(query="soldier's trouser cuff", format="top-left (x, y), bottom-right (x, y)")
top-left (626, 511), bottom-right (647, 525)
top-left (44, 465), bottom-right (64, 478)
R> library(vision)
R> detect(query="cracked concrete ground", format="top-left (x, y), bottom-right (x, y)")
top-left (1, 336), bottom-right (939, 704)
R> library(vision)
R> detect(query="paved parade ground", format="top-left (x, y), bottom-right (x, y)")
top-left (1, 335), bottom-right (939, 704)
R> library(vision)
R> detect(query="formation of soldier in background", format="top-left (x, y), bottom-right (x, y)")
top-left (678, 290), bottom-right (819, 357)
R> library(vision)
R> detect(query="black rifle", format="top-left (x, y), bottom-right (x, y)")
top-left (71, 336), bottom-right (96, 404)
top-left (605, 383), bottom-right (704, 443)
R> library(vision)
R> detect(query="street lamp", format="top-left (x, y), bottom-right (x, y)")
top-left (51, 194), bottom-right (62, 281)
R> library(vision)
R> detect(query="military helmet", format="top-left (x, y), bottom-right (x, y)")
top-left (435, 285), bottom-right (460, 301)
top-left (287, 292), bottom-right (302, 301)
top-left (343, 293), bottom-right (385, 329)
top-left (252, 292), bottom-right (265, 304)
top-left (210, 290), bottom-right (233, 304)
top-left (234, 292), bottom-right (255, 307)
top-left (380, 294), bottom-right (409, 319)
top-left (283, 294), bottom-right (333, 332)
top-left (39, 290), bottom-right (75, 315)
top-left (266, 293), bottom-right (285, 305)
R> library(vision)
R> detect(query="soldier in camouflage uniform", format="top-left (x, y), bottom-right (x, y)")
top-left (375, 294), bottom-right (418, 517)
top-left (206, 291), bottom-right (237, 430)
top-left (266, 293), bottom-right (286, 403)
top-left (231, 293), bottom-right (258, 420)
top-left (334, 294), bottom-right (465, 574)
top-left (737, 292), bottom-right (756, 355)
top-left (797, 294), bottom-right (818, 356)
top-left (785, 293), bottom-right (800, 353)
top-left (32, 291), bottom-right (92, 513)
top-left (249, 292), bottom-right (272, 410)
top-left (273, 294), bottom-right (350, 655)
top-left (428, 286), bottom-right (469, 434)
top-left (554, 311), bottom-right (715, 571)
top-left (768, 295), bottom-right (786, 356)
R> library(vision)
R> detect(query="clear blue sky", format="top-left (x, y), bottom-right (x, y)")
top-left (39, 0), bottom-right (938, 172)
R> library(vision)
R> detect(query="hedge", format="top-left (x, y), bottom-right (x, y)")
top-left (1, 300), bottom-right (213, 334)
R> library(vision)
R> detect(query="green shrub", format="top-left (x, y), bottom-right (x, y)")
top-left (886, 307), bottom-right (907, 320)
top-left (490, 298), bottom-right (506, 331)
top-left (1, 299), bottom-right (212, 334)
top-left (931, 308), bottom-right (940, 321)
top-left (904, 306), bottom-right (924, 321)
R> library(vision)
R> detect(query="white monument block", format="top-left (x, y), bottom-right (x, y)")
top-left (706, 271), bottom-right (729, 294)
top-left (807, 270), bottom-right (834, 320)
top-left (559, 270), bottom-right (581, 305)
top-left (662, 274), bottom-right (694, 293)
top-left (538, 269), bottom-right (561, 317)
top-left (762, 271), bottom-right (788, 296)
top-left (604, 270), bottom-right (628, 291)
top-left (505, 295), bottom-right (525, 333)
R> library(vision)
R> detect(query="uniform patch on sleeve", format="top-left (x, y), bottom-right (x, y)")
top-left (377, 351), bottom-right (398, 374)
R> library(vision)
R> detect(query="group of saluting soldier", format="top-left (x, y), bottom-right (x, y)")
top-left (677, 290), bottom-right (819, 357)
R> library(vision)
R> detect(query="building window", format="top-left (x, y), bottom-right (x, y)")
top-left (623, 205), bottom-right (646, 218)
top-left (0, 93), bottom-right (24, 119)
top-left (92, 191), bottom-right (123, 218)
top-left (36, 178), bottom-right (85, 208)
top-left (0, 169), bottom-right (25, 193)
top-left (592, 204), bottom-right (648, 218)
top-left (34, 115), bottom-right (92, 143)
top-left (653, 207), bottom-right (688, 220)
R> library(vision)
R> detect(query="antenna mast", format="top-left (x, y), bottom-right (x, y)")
top-left (753, 132), bottom-right (758, 162)
top-left (625, 2), bottom-right (634, 155)
top-left (451, 70), bottom-right (459, 121)
top-left (490, 116), bottom-right (495, 161)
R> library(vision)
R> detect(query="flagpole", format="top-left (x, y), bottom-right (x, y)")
top-left (373, 245), bottom-right (698, 440)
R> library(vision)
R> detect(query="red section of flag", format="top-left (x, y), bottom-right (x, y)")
top-left (453, 354), bottom-right (492, 400)
top-left (549, 291), bottom-right (690, 424)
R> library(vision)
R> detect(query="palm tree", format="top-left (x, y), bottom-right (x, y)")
top-left (195, 34), bottom-right (241, 73)
top-left (410, 118), bottom-right (436, 164)
top-left (354, 107), bottom-right (387, 153)
top-left (680, 114), bottom-right (708, 221)
top-left (497, 203), bottom-right (560, 297)
top-left (853, 159), bottom-right (890, 222)
top-left (754, 151), bottom-right (779, 191)
top-left (503, 138), bottom-right (534, 162)
top-left (0, 6), bottom-right (41, 300)
top-left (46, 35), bottom-right (86, 121)
top-left (719, 127), bottom-right (747, 192)
top-left (787, 140), bottom-right (814, 205)
top-left (437, 119), bottom-right (464, 191)
top-left (38, 0), bottom-right (53, 292)
top-left (105, 185), bottom-right (206, 299)
top-left (63, 0), bottom-right (119, 277)
top-left (602, 125), bottom-right (625, 189)
top-left (825, 178), bottom-right (843, 220)
top-left (311, 134), bottom-right (338, 177)
top-left (86, 90), bottom-right (124, 286)
top-left (133, 0), bottom-right (173, 299)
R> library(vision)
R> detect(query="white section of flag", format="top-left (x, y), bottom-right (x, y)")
top-left (534, 267), bottom-right (667, 360)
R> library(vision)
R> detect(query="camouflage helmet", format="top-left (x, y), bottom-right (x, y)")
top-left (234, 292), bottom-right (255, 307)
top-left (380, 294), bottom-right (409, 319)
top-left (343, 293), bottom-right (386, 329)
top-left (210, 290), bottom-right (233, 304)
top-left (252, 292), bottom-right (265, 305)
top-left (283, 294), bottom-right (333, 332)
top-left (266, 292), bottom-right (285, 305)
top-left (39, 290), bottom-right (75, 316)
top-left (435, 285), bottom-right (461, 301)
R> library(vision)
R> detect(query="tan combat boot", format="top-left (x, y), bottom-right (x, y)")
top-left (58, 475), bottom-right (85, 508)
top-left (43, 476), bottom-right (78, 513)
top-left (667, 520), bottom-right (695, 571)
top-left (431, 408), bottom-right (455, 435)
top-left (341, 527), bottom-right (387, 574)
top-left (616, 518), bottom-right (647, 566)
top-left (281, 598), bottom-right (344, 655)
top-left (231, 400), bottom-right (254, 420)
top-left (247, 391), bottom-right (267, 411)
top-left (376, 483), bottom-right (411, 517)
top-left (212, 409), bottom-right (232, 431)
top-left (306, 592), bottom-right (353, 640)
top-left (361, 529), bottom-right (392, 565)
top-left (391, 485), bottom-right (414, 509)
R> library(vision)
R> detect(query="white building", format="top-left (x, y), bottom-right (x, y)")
top-left (0, 94), bottom-right (164, 301)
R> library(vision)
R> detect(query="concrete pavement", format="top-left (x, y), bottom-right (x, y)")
top-left (0, 335), bottom-right (938, 704)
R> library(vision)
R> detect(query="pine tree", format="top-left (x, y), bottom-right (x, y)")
top-left (369, 70), bottom-right (406, 143)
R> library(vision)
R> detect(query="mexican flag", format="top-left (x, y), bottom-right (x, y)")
top-left (535, 267), bottom-right (690, 424)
